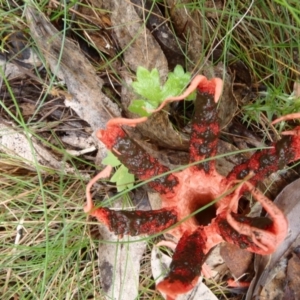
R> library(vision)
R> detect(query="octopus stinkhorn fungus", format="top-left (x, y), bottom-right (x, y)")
top-left (85, 75), bottom-right (300, 300)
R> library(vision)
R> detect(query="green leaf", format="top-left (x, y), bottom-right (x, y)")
top-left (161, 65), bottom-right (191, 99)
top-left (131, 67), bottom-right (162, 106)
top-left (102, 151), bottom-right (121, 167)
top-left (110, 165), bottom-right (135, 192)
top-left (102, 151), bottom-right (135, 191)
top-left (128, 99), bottom-right (155, 117)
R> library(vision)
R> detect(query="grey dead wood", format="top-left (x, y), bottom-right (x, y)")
top-left (25, 6), bottom-right (120, 160)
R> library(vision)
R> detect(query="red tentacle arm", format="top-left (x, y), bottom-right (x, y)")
top-left (91, 207), bottom-right (178, 236)
top-left (85, 165), bottom-right (113, 214)
top-left (84, 151), bottom-right (179, 236)
top-left (97, 125), bottom-right (179, 195)
top-left (84, 159), bottom-right (179, 237)
top-left (226, 133), bottom-right (300, 185)
top-left (157, 223), bottom-right (225, 299)
top-left (271, 113), bottom-right (300, 124)
top-left (189, 91), bottom-right (220, 173)
top-left (227, 182), bottom-right (287, 254)
top-left (215, 181), bottom-right (288, 255)
top-left (157, 227), bottom-right (210, 299)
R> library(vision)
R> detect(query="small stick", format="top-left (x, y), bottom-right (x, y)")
top-left (3, 219), bottom-right (24, 294)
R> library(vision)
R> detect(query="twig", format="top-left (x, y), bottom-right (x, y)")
top-left (3, 219), bottom-right (24, 294)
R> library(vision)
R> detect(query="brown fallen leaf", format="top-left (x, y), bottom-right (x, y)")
top-left (131, 0), bottom-right (186, 69)
top-left (285, 246), bottom-right (300, 299)
top-left (19, 103), bottom-right (36, 117)
top-left (102, 0), bottom-right (168, 75)
top-left (165, 0), bottom-right (205, 66)
top-left (220, 243), bottom-right (253, 279)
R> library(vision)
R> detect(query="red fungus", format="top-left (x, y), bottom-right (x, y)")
top-left (85, 74), bottom-right (299, 299)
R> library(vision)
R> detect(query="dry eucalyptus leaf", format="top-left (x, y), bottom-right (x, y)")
top-left (0, 121), bottom-right (74, 173)
top-left (165, 0), bottom-right (204, 66)
top-left (26, 6), bottom-right (121, 160)
top-left (285, 246), bottom-right (300, 298)
top-left (246, 177), bottom-right (300, 300)
top-left (220, 243), bottom-right (253, 279)
top-left (151, 245), bottom-right (218, 300)
top-left (98, 224), bottom-right (146, 300)
top-left (258, 235), bottom-right (300, 300)
top-left (131, 0), bottom-right (185, 69)
top-left (103, 0), bottom-right (168, 75)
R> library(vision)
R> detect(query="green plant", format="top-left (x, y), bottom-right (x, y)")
top-left (241, 89), bottom-right (300, 130)
top-left (129, 65), bottom-right (195, 117)
top-left (102, 151), bottom-right (135, 192)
